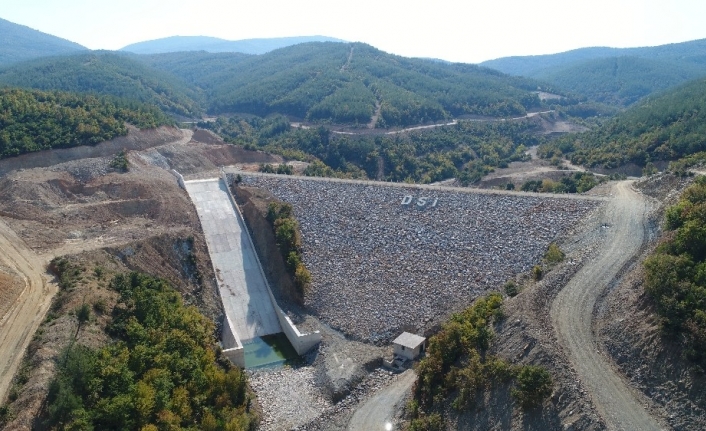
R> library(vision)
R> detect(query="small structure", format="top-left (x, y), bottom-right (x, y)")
top-left (392, 332), bottom-right (426, 361)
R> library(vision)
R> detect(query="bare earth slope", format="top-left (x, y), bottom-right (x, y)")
top-left (550, 181), bottom-right (665, 430)
top-left (0, 218), bottom-right (56, 403)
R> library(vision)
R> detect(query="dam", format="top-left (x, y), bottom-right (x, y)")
top-left (184, 176), bottom-right (320, 367)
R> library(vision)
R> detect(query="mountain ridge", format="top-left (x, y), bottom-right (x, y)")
top-left (0, 17), bottom-right (87, 67)
top-left (121, 35), bottom-right (346, 55)
top-left (480, 38), bottom-right (706, 77)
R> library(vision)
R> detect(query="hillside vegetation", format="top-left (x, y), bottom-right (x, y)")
top-left (157, 42), bottom-right (549, 126)
top-left (0, 88), bottom-right (172, 159)
top-left (201, 115), bottom-right (542, 183)
top-left (45, 271), bottom-right (256, 431)
top-left (138, 52), bottom-right (253, 86)
top-left (0, 17), bottom-right (86, 67)
top-left (538, 56), bottom-right (706, 106)
top-left (121, 35), bottom-right (345, 55)
top-left (410, 294), bottom-right (552, 429)
top-left (644, 176), bottom-right (706, 369)
top-left (538, 78), bottom-right (706, 168)
top-left (0, 52), bottom-right (204, 117)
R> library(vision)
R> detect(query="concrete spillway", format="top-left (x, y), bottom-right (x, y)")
top-left (184, 179), bottom-right (281, 341)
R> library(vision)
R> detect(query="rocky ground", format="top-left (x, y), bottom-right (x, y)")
top-left (233, 174), bottom-right (601, 344)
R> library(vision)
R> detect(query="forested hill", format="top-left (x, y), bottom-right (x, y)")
top-left (538, 78), bottom-right (706, 169)
top-left (121, 35), bottom-right (345, 55)
top-left (137, 51), bottom-right (253, 85)
top-left (0, 88), bottom-right (172, 159)
top-left (0, 52), bottom-right (204, 117)
top-left (538, 56), bottom-right (706, 106)
top-left (0, 17), bottom-right (86, 67)
top-left (155, 42), bottom-right (551, 127)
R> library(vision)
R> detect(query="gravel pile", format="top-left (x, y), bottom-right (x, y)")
top-left (236, 175), bottom-right (601, 343)
top-left (297, 368), bottom-right (397, 431)
top-left (249, 367), bottom-right (332, 431)
top-left (249, 366), bottom-right (397, 431)
top-left (50, 157), bottom-right (113, 183)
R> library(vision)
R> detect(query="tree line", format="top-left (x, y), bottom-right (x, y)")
top-left (0, 88), bottom-right (172, 159)
top-left (644, 176), bottom-right (706, 368)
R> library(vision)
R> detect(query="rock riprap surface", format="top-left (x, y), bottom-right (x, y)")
top-left (236, 175), bottom-right (601, 343)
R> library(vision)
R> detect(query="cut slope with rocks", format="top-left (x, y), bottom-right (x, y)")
top-left (233, 174), bottom-right (601, 343)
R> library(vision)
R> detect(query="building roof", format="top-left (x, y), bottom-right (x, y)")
top-left (393, 332), bottom-right (426, 349)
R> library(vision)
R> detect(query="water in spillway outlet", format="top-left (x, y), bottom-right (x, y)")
top-left (242, 333), bottom-right (299, 369)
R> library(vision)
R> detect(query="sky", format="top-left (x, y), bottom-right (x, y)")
top-left (2, 0), bottom-right (706, 63)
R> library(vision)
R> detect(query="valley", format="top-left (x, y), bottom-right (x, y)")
top-left (1, 12), bottom-right (706, 431)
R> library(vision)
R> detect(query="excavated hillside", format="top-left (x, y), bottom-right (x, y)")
top-left (0, 126), bottom-right (282, 428)
top-left (1, 122), bottom-right (705, 431)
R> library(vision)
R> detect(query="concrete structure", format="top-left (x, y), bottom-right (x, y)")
top-left (185, 176), bottom-right (321, 367)
top-left (393, 332), bottom-right (426, 361)
top-left (221, 172), bottom-right (321, 356)
top-left (185, 179), bottom-right (282, 339)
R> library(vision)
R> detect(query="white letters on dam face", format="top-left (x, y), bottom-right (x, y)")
top-left (401, 195), bottom-right (438, 209)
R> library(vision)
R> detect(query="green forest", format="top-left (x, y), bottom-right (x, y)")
top-left (45, 272), bottom-right (256, 431)
top-left (200, 115), bottom-right (542, 183)
top-left (537, 56), bottom-right (706, 106)
top-left (142, 42), bottom-right (551, 126)
top-left (644, 176), bottom-right (706, 368)
top-left (538, 78), bottom-right (706, 169)
top-left (0, 88), bottom-right (172, 159)
top-left (0, 52), bottom-right (204, 117)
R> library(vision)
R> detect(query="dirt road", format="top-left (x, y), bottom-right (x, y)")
top-left (347, 370), bottom-right (416, 431)
top-left (550, 181), bottom-right (665, 431)
top-left (0, 217), bottom-right (57, 403)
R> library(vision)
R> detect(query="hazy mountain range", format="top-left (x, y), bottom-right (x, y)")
top-left (120, 35), bottom-right (346, 55)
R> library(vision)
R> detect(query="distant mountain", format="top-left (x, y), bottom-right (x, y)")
top-left (481, 39), bottom-right (706, 106)
top-left (121, 35), bottom-right (345, 55)
top-left (539, 77), bottom-right (706, 168)
top-left (0, 52), bottom-right (203, 117)
top-left (481, 39), bottom-right (706, 77)
top-left (144, 42), bottom-right (553, 126)
top-left (0, 17), bottom-right (86, 66)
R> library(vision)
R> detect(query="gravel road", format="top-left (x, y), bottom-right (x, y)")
top-left (347, 370), bottom-right (416, 431)
top-left (0, 217), bottom-right (56, 403)
top-left (550, 181), bottom-right (665, 431)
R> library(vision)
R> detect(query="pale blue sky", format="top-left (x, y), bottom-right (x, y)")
top-left (1, 0), bottom-right (705, 63)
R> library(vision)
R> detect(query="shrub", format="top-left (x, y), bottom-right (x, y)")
top-left (409, 413), bottom-right (444, 431)
top-left (511, 365), bottom-right (553, 409)
top-left (76, 303), bottom-right (91, 324)
top-left (532, 265), bottom-right (543, 281)
top-left (294, 264), bottom-right (312, 294)
top-left (93, 266), bottom-right (105, 280)
top-left (93, 299), bottom-right (107, 314)
top-left (504, 280), bottom-right (519, 297)
top-left (110, 150), bottom-right (129, 172)
top-left (544, 243), bottom-right (565, 264)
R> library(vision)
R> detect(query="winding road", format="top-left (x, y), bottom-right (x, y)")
top-left (550, 181), bottom-right (664, 431)
top-left (0, 218), bottom-right (57, 403)
top-left (347, 370), bottom-right (416, 431)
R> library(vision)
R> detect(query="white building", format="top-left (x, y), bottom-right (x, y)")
top-left (392, 332), bottom-right (426, 361)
